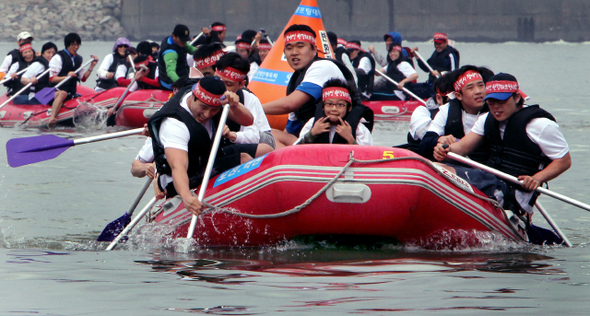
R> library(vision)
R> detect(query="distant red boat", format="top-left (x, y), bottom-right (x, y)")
top-left (149, 145), bottom-right (527, 248)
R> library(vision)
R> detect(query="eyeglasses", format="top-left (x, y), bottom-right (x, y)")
top-left (118, 45), bottom-right (129, 48)
top-left (324, 102), bottom-right (347, 109)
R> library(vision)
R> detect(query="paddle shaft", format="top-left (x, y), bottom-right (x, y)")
top-left (447, 152), bottom-right (590, 212)
top-left (261, 29), bottom-right (274, 46)
top-left (73, 127), bottom-right (144, 146)
top-left (186, 103), bottom-right (231, 239)
top-left (53, 59), bottom-right (95, 90)
top-left (189, 32), bottom-right (204, 46)
top-left (535, 201), bottom-right (572, 247)
top-left (0, 67), bottom-right (30, 85)
top-left (105, 196), bottom-right (158, 251)
top-left (375, 69), bottom-right (427, 105)
top-left (0, 68), bottom-right (50, 109)
top-left (126, 177), bottom-right (152, 216)
top-left (413, 51), bottom-right (439, 78)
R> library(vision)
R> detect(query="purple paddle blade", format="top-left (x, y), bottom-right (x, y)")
top-left (6, 134), bottom-right (75, 167)
top-left (97, 212), bottom-right (132, 242)
top-left (34, 87), bottom-right (56, 105)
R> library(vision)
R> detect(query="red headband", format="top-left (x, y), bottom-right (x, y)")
top-left (215, 66), bottom-right (246, 82)
top-left (434, 32), bottom-right (448, 41)
top-left (284, 30), bottom-right (316, 45)
top-left (454, 70), bottom-right (483, 92)
top-left (235, 42), bottom-right (251, 50)
top-left (134, 60), bottom-right (149, 69)
top-left (346, 42), bottom-right (361, 50)
top-left (194, 50), bottom-right (225, 69)
top-left (192, 81), bottom-right (224, 107)
top-left (486, 80), bottom-right (519, 94)
top-left (322, 87), bottom-right (352, 104)
top-left (337, 38), bottom-right (348, 46)
top-left (258, 43), bottom-right (272, 50)
top-left (211, 25), bottom-right (226, 32)
top-left (19, 43), bottom-right (33, 53)
top-left (389, 45), bottom-right (402, 52)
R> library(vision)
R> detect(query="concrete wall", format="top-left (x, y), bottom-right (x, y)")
top-left (120, 0), bottom-right (590, 42)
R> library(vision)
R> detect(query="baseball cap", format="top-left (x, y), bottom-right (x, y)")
top-left (173, 24), bottom-right (191, 42)
top-left (17, 31), bottom-right (33, 41)
top-left (484, 73), bottom-right (519, 101)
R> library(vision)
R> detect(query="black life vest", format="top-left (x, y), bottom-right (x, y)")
top-left (158, 36), bottom-right (189, 88)
top-left (406, 106), bottom-right (439, 153)
top-left (6, 49), bottom-right (21, 67)
top-left (334, 46), bottom-right (348, 64)
top-left (56, 50), bottom-right (82, 95)
top-left (29, 57), bottom-right (50, 94)
top-left (96, 52), bottom-right (128, 90)
top-left (311, 100), bottom-right (371, 144)
top-left (444, 99), bottom-right (489, 163)
top-left (286, 57), bottom-right (358, 126)
top-left (484, 105), bottom-right (555, 177)
top-left (423, 46), bottom-right (459, 83)
top-left (148, 85), bottom-right (222, 189)
top-left (352, 51), bottom-right (375, 94)
top-left (382, 58), bottom-right (408, 92)
top-left (136, 61), bottom-right (159, 90)
top-left (5, 56), bottom-right (47, 96)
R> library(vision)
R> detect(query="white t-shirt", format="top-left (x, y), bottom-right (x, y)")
top-left (247, 62), bottom-right (259, 83)
top-left (296, 117), bottom-right (373, 146)
top-left (233, 90), bottom-right (271, 144)
top-left (288, 60), bottom-right (346, 122)
top-left (157, 92), bottom-right (214, 189)
top-left (135, 137), bottom-right (154, 163)
top-left (0, 53), bottom-right (14, 73)
top-left (383, 61), bottom-right (417, 100)
top-left (357, 56), bottom-right (373, 74)
top-left (427, 103), bottom-right (484, 138)
top-left (96, 53), bottom-right (115, 79)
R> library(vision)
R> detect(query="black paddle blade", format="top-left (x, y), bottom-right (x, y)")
top-left (6, 135), bottom-right (74, 167)
top-left (97, 213), bottom-right (132, 242)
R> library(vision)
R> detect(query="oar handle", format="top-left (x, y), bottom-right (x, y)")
top-left (375, 69), bottom-right (426, 105)
top-left (447, 152), bottom-right (590, 212)
top-left (73, 127), bottom-right (144, 146)
top-left (260, 28), bottom-right (273, 46)
top-left (105, 196), bottom-right (158, 251)
top-left (54, 59), bottom-right (95, 89)
top-left (0, 67), bottom-right (30, 85)
top-left (414, 50), bottom-right (439, 78)
top-left (189, 32), bottom-right (204, 46)
top-left (0, 68), bottom-right (51, 109)
top-left (186, 103), bottom-right (231, 238)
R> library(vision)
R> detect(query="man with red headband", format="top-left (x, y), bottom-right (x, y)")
top-left (433, 73), bottom-right (571, 242)
top-left (148, 76), bottom-right (254, 215)
top-left (412, 32), bottom-right (460, 84)
top-left (297, 79), bottom-right (372, 145)
top-left (193, 22), bottom-right (227, 46)
top-left (419, 65), bottom-right (493, 162)
top-left (215, 52), bottom-right (275, 150)
top-left (191, 43), bottom-right (226, 78)
top-left (263, 24), bottom-right (356, 147)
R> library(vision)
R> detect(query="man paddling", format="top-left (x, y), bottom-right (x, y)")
top-left (262, 24), bottom-right (354, 148)
top-left (47, 33), bottom-right (99, 128)
top-left (433, 73), bottom-right (571, 230)
top-left (412, 32), bottom-right (460, 84)
top-left (148, 76), bottom-right (254, 215)
top-left (158, 24), bottom-right (198, 90)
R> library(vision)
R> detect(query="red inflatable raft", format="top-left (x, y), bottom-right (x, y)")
top-left (149, 145), bottom-right (527, 248)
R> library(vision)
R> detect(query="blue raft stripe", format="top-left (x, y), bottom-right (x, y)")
top-left (293, 5), bottom-right (322, 19)
top-left (251, 68), bottom-right (293, 87)
top-left (213, 155), bottom-right (267, 187)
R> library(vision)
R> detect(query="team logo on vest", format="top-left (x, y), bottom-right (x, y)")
top-left (216, 66), bottom-right (246, 82)
top-left (322, 87), bottom-right (351, 103)
top-left (284, 31), bottom-right (316, 45)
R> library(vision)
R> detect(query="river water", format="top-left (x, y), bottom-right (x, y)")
top-left (1, 41), bottom-right (590, 315)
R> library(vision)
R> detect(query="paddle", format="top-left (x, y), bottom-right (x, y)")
top-left (0, 68), bottom-right (50, 110)
top-left (535, 201), bottom-right (572, 247)
top-left (186, 102), bottom-right (231, 239)
top-left (108, 55), bottom-right (139, 115)
top-left (35, 59), bottom-right (94, 105)
top-left (189, 32), bottom-right (204, 46)
top-left (413, 50), bottom-right (439, 78)
top-left (105, 196), bottom-right (158, 251)
top-left (6, 127), bottom-right (143, 167)
top-left (260, 28), bottom-right (274, 46)
top-left (375, 69), bottom-right (427, 105)
top-left (98, 177), bottom-right (152, 242)
top-left (0, 66), bottom-right (31, 85)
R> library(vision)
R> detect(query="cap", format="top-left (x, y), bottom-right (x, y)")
top-left (173, 24), bottom-right (191, 42)
top-left (433, 32), bottom-right (448, 43)
top-left (17, 31), bottom-right (33, 41)
top-left (484, 73), bottom-right (519, 101)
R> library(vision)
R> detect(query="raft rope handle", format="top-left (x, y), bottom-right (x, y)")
top-left (199, 151), bottom-right (509, 221)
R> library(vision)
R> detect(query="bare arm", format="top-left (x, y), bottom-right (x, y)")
top-left (130, 160), bottom-right (155, 179)
top-left (165, 147), bottom-right (204, 215)
top-left (224, 91), bottom-right (254, 126)
top-left (262, 90), bottom-right (312, 115)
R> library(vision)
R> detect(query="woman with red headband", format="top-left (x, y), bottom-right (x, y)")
top-left (297, 79), bottom-right (373, 145)
top-left (4, 43), bottom-right (38, 104)
top-left (372, 43), bottom-right (419, 101)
